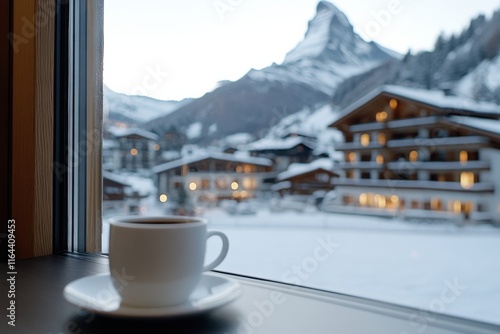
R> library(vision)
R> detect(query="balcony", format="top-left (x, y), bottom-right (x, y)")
top-left (387, 136), bottom-right (489, 150)
top-left (349, 122), bottom-right (385, 133)
top-left (337, 161), bottom-right (384, 170)
top-left (387, 116), bottom-right (441, 131)
top-left (332, 178), bottom-right (494, 192)
top-left (386, 160), bottom-right (490, 171)
top-left (335, 142), bottom-right (383, 152)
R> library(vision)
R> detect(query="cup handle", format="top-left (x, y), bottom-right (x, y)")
top-left (203, 231), bottom-right (229, 271)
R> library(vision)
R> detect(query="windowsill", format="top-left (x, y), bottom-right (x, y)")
top-left (3, 253), bottom-right (499, 333)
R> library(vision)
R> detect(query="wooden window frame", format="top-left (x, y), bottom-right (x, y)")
top-left (5, 0), bottom-right (103, 259)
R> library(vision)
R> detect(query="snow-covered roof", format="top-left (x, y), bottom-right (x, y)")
top-left (331, 85), bottom-right (500, 127)
top-left (108, 127), bottom-right (159, 141)
top-left (103, 172), bottom-right (155, 197)
top-left (277, 158), bottom-right (336, 181)
top-left (103, 171), bottom-right (131, 186)
top-left (103, 139), bottom-right (118, 149)
top-left (153, 152), bottom-right (273, 174)
top-left (445, 116), bottom-right (500, 137)
top-left (245, 136), bottom-right (316, 152)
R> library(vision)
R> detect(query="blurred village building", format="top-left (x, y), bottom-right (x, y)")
top-left (323, 85), bottom-right (500, 225)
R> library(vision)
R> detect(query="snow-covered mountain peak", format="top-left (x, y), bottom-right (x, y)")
top-left (246, 1), bottom-right (394, 95)
top-left (283, 1), bottom-right (355, 64)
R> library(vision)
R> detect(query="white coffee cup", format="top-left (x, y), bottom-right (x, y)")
top-left (108, 215), bottom-right (229, 308)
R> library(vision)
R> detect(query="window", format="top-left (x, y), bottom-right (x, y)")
top-left (376, 111), bottom-right (388, 122)
top-left (389, 99), bottom-right (398, 110)
top-left (360, 133), bottom-right (370, 146)
top-left (377, 132), bottom-right (387, 145)
top-left (99, 1), bottom-right (500, 327)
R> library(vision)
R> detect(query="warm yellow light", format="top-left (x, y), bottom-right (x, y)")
top-left (189, 182), bottom-right (197, 191)
top-left (460, 172), bottom-right (475, 189)
top-left (391, 195), bottom-right (399, 203)
top-left (390, 99), bottom-right (398, 110)
top-left (376, 154), bottom-right (384, 164)
top-left (431, 198), bottom-right (441, 211)
top-left (453, 201), bottom-right (462, 214)
top-left (348, 152), bottom-right (357, 163)
top-left (409, 151), bottom-right (418, 162)
top-left (378, 196), bottom-right (386, 208)
top-left (243, 165), bottom-right (253, 173)
top-left (231, 182), bottom-right (239, 190)
top-left (154, 144), bottom-right (160, 151)
top-left (376, 111), bottom-right (388, 122)
top-left (130, 148), bottom-right (138, 156)
top-left (360, 134), bottom-right (370, 147)
top-left (159, 194), bottom-right (168, 203)
top-left (242, 177), bottom-right (256, 190)
top-left (236, 166), bottom-right (243, 173)
top-left (359, 193), bottom-right (368, 206)
top-left (460, 151), bottom-right (468, 164)
top-left (378, 133), bottom-right (387, 145)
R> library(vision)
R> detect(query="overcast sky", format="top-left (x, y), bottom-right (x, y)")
top-left (103, 0), bottom-right (500, 101)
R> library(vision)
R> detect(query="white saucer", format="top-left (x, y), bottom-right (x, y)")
top-left (63, 272), bottom-right (241, 317)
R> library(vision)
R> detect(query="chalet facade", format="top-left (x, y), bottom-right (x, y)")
top-left (325, 85), bottom-right (500, 225)
top-left (105, 128), bottom-right (160, 171)
top-left (153, 153), bottom-right (273, 205)
top-left (103, 172), bottom-right (130, 213)
top-left (273, 159), bottom-right (338, 196)
top-left (246, 137), bottom-right (315, 172)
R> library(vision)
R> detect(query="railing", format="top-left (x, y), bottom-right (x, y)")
top-left (332, 179), bottom-right (494, 192)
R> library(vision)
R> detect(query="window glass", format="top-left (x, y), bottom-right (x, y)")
top-left (102, 0), bottom-right (500, 326)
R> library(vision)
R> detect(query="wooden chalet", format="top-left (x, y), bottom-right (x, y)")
top-left (107, 127), bottom-right (160, 171)
top-left (246, 137), bottom-right (316, 172)
top-left (153, 153), bottom-right (273, 205)
top-left (274, 159), bottom-right (338, 196)
top-left (325, 85), bottom-right (500, 225)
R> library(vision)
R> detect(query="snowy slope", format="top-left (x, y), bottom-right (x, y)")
top-left (332, 9), bottom-right (500, 108)
top-left (104, 85), bottom-right (191, 124)
top-left (455, 55), bottom-right (500, 103)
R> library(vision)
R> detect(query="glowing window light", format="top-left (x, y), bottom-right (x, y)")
top-left (130, 148), bottom-right (138, 156)
top-left (391, 195), bottom-right (399, 203)
top-left (378, 133), bottom-right (387, 145)
top-left (231, 182), bottom-right (239, 190)
top-left (376, 154), bottom-right (384, 164)
top-left (376, 111), bottom-right (388, 122)
top-left (189, 182), bottom-right (197, 191)
top-left (348, 152), bottom-right (357, 163)
top-left (359, 193), bottom-right (368, 206)
top-left (159, 194), bottom-right (168, 203)
top-left (409, 151), bottom-right (418, 162)
top-left (360, 134), bottom-right (370, 147)
top-left (390, 99), bottom-right (398, 110)
top-left (460, 172), bottom-right (475, 189)
top-left (431, 198), bottom-right (441, 211)
top-left (453, 201), bottom-right (462, 214)
top-left (154, 144), bottom-right (160, 151)
top-left (378, 196), bottom-right (386, 208)
top-left (460, 151), bottom-right (468, 164)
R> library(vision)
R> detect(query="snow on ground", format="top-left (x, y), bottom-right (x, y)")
top-left (201, 208), bottom-right (500, 325)
top-left (101, 205), bottom-right (500, 325)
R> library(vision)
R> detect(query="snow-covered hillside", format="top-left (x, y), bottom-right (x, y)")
top-left (456, 55), bottom-right (500, 103)
top-left (104, 85), bottom-right (191, 124)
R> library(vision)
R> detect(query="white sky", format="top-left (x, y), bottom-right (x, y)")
top-left (103, 0), bottom-right (500, 101)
